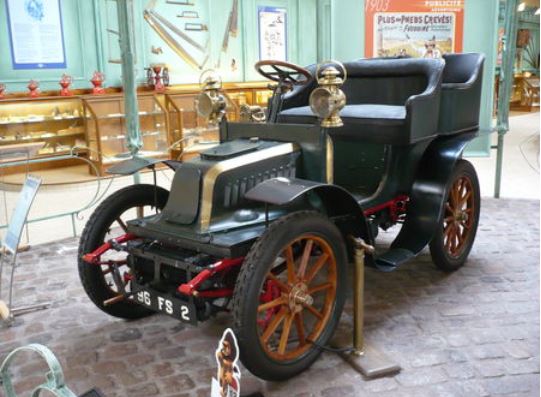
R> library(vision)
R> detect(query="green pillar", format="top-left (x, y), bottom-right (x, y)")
top-left (117, 0), bottom-right (142, 157)
top-left (494, 0), bottom-right (520, 198)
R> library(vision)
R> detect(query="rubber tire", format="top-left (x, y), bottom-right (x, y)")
top-left (78, 184), bottom-right (169, 319)
top-left (232, 211), bottom-right (347, 381)
top-left (429, 159), bottom-right (480, 272)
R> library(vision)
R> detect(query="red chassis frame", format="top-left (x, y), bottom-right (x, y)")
top-left (82, 195), bottom-right (409, 299)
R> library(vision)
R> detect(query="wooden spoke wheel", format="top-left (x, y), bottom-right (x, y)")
top-left (78, 184), bottom-right (169, 319)
top-left (233, 212), bottom-right (346, 381)
top-left (257, 235), bottom-right (337, 361)
top-left (430, 160), bottom-right (480, 272)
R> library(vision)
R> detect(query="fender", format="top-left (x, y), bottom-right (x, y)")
top-left (245, 177), bottom-right (374, 246)
top-left (106, 157), bottom-right (182, 175)
top-left (376, 131), bottom-right (478, 271)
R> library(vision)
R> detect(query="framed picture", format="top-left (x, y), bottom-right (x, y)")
top-left (364, 0), bottom-right (464, 58)
top-left (5, 0), bottom-right (67, 69)
top-left (258, 6), bottom-right (288, 61)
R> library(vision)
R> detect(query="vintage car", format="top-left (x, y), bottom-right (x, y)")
top-left (79, 53), bottom-right (485, 381)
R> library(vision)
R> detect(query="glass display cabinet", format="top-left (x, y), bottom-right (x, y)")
top-left (164, 83), bottom-right (272, 161)
top-left (0, 97), bottom-right (86, 172)
top-left (83, 93), bottom-right (169, 175)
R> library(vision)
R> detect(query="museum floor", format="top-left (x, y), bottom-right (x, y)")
top-left (0, 198), bottom-right (538, 397)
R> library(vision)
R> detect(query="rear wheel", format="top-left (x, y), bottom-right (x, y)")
top-left (78, 184), bottom-right (169, 319)
top-left (429, 159), bottom-right (480, 272)
top-left (233, 211), bottom-right (347, 381)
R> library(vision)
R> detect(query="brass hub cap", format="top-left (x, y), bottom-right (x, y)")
top-left (257, 235), bottom-right (337, 361)
top-left (444, 176), bottom-right (475, 258)
top-left (289, 283), bottom-right (314, 314)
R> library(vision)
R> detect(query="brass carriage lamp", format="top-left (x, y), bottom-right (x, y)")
top-left (309, 62), bottom-right (347, 128)
top-left (196, 70), bottom-right (227, 125)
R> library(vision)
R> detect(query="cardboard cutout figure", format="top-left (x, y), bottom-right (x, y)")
top-left (212, 328), bottom-right (241, 397)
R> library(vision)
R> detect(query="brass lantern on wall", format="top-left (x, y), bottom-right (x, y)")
top-left (309, 61), bottom-right (347, 128)
top-left (196, 70), bottom-right (227, 125)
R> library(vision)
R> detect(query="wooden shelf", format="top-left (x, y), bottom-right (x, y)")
top-left (0, 115), bottom-right (82, 126)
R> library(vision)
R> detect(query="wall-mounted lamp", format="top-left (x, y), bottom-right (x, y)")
top-left (517, 2), bottom-right (526, 12)
top-left (535, 8), bottom-right (540, 15)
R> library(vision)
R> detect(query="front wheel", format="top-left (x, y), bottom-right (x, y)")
top-left (429, 159), bottom-right (480, 272)
top-left (232, 211), bottom-right (347, 381)
top-left (78, 184), bottom-right (169, 319)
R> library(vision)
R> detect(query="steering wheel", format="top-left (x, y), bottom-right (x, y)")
top-left (255, 60), bottom-right (313, 87)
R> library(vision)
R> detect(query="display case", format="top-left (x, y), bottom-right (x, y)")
top-left (83, 93), bottom-right (169, 175)
top-left (0, 96), bottom-right (86, 173)
top-left (164, 83), bottom-right (272, 160)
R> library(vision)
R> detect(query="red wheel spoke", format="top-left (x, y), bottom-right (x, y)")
top-left (266, 273), bottom-right (290, 292)
top-left (305, 253), bottom-right (329, 284)
top-left (304, 303), bottom-right (323, 319)
top-left (461, 190), bottom-right (472, 205)
top-left (284, 246), bottom-right (297, 284)
top-left (278, 314), bottom-right (295, 355)
top-left (295, 312), bottom-right (306, 345)
top-left (262, 307), bottom-right (288, 343)
top-left (258, 296), bottom-right (287, 312)
top-left (297, 239), bottom-right (314, 280)
top-left (308, 282), bottom-right (333, 295)
top-left (446, 202), bottom-right (453, 214)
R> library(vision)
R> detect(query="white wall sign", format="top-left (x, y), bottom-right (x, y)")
top-left (258, 6), bottom-right (288, 61)
top-left (5, 0), bottom-right (67, 69)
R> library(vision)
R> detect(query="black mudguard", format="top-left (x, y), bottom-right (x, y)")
top-left (245, 177), bottom-right (374, 246)
top-left (375, 131), bottom-right (478, 271)
top-left (106, 157), bottom-right (182, 175)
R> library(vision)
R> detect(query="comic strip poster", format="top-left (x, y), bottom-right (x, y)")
top-left (365, 0), bottom-right (464, 58)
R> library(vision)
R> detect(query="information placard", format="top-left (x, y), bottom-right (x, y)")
top-left (5, 0), bottom-right (67, 69)
top-left (258, 6), bottom-right (288, 61)
top-left (3, 175), bottom-right (42, 254)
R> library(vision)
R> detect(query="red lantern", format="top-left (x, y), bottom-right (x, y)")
top-left (59, 74), bottom-right (73, 96)
top-left (28, 80), bottom-right (39, 98)
top-left (152, 64), bottom-right (165, 93)
top-left (90, 71), bottom-right (106, 95)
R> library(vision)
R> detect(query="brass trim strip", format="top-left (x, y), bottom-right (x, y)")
top-left (326, 135), bottom-right (334, 184)
top-left (199, 143), bottom-right (298, 231)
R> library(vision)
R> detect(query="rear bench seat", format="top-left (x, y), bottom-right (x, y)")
top-left (278, 58), bottom-right (445, 145)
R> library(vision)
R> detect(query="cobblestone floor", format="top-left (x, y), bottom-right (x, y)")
top-left (0, 198), bottom-right (539, 397)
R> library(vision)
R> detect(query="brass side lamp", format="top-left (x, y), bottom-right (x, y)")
top-left (309, 61), bottom-right (347, 128)
top-left (196, 69), bottom-right (227, 125)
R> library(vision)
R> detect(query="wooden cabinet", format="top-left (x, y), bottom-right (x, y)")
top-left (0, 96), bottom-right (86, 173)
top-left (0, 83), bottom-right (272, 175)
top-left (83, 93), bottom-right (169, 175)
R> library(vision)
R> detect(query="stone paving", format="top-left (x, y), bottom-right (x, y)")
top-left (0, 198), bottom-right (539, 397)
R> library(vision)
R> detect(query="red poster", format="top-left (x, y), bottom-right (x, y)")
top-left (365, 0), bottom-right (464, 58)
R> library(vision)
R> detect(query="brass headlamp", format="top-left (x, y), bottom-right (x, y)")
top-left (240, 104), bottom-right (266, 123)
top-left (196, 70), bottom-right (227, 125)
top-left (309, 61), bottom-right (347, 128)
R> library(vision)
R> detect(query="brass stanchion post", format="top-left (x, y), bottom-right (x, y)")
top-left (331, 237), bottom-right (400, 378)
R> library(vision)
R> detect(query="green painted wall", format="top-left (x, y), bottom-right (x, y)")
top-left (0, 0), bottom-right (319, 91)
top-left (0, 0), bottom-right (501, 156)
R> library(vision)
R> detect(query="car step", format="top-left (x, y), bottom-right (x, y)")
top-left (374, 248), bottom-right (416, 272)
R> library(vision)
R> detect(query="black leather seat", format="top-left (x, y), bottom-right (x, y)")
top-left (278, 58), bottom-right (445, 145)
top-left (438, 53), bottom-right (485, 134)
top-left (279, 104), bottom-right (407, 143)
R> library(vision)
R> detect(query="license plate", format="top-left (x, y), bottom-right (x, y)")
top-left (132, 283), bottom-right (197, 324)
